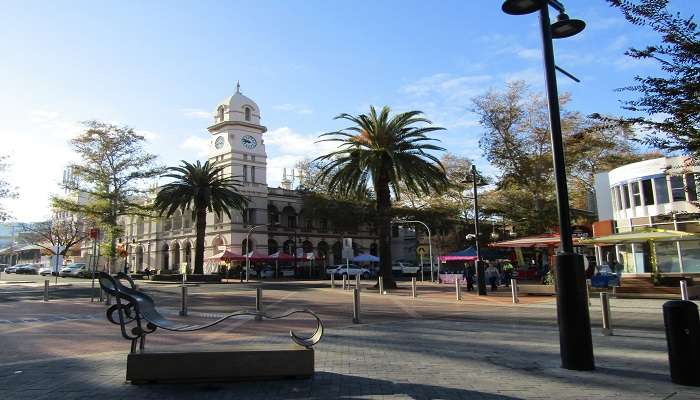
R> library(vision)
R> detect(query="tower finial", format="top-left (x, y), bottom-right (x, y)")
top-left (236, 81), bottom-right (241, 93)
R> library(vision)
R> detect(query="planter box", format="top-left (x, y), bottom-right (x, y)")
top-left (127, 345), bottom-right (313, 384)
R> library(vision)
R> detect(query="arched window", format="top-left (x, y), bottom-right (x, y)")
top-left (244, 107), bottom-right (251, 121)
top-left (242, 238), bottom-right (253, 254)
top-left (172, 210), bottom-right (182, 230)
top-left (268, 205), bottom-right (280, 225)
top-left (218, 106), bottom-right (225, 122)
top-left (182, 210), bottom-right (192, 229)
top-left (268, 239), bottom-right (279, 255)
top-left (136, 217), bottom-right (144, 235)
top-left (161, 244), bottom-right (170, 270)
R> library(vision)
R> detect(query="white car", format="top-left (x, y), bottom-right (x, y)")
top-left (392, 261), bottom-right (420, 275)
top-left (39, 266), bottom-right (60, 276)
top-left (329, 264), bottom-right (371, 279)
top-left (279, 266), bottom-right (295, 278)
top-left (59, 263), bottom-right (90, 278)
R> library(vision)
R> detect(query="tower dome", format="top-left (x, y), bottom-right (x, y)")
top-left (213, 82), bottom-right (261, 125)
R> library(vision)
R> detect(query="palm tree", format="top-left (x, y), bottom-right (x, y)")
top-left (315, 106), bottom-right (449, 287)
top-left (154, 160), bottom-right (248, 274)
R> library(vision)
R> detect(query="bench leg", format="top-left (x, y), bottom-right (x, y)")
top-left (139, 335), bottom-right (146, 352)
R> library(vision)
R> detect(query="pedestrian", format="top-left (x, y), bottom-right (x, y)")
top-left (502, 260), bottom-right (514, 287)
top-left (465, 262), bottom-right (475, 292)
top-left (485, 262), bottom-right (499, 291)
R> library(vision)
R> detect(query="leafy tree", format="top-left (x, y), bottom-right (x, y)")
top-left (602, 0), bottom-right (700, 155)
top-left (154, 160), bottom-right (248, 275)
top-left (315, 106), bottom-right (449, 287)
top-left (21, 218), bottom-right (93, 279)
top-left (53, 121), bottom-right (163, 272)
top-left (473, 82), bottom-right (652, 234)
top-left (0, 155), bottom-right (17, 222)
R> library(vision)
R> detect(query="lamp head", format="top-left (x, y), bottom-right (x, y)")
top-left (501, 0), bottom-right (544, 15)
top-left (551, 13), bottom-right (586, 38)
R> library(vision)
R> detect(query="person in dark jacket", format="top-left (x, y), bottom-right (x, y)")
top-left (465, 262), bottom-right (476, 292)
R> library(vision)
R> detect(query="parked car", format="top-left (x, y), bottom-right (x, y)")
top-left (39, 266), bottom-right (60, 276)
top-left (328, 264), bottom-right (371, 278)
top-left (279, 266), bottom-right (295, 278)
top-left (0, 264), bottom-right (8, 272)
top-left (392, 261), bottom-right (420, 276)
top-left (255, 267), bottom-right (276, 279)
top-left (5, 264), bottom-right (26, 273)
top-left (17, 263), bottom-right (42, 274)
top-left (59, 263), bottom-right (89, 278)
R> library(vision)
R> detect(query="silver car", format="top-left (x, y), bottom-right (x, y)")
top-left (59, 263), bottom-right (89, 278)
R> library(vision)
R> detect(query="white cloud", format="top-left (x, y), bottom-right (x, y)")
top-left (607, 35), bottom-right (629, 51)
top-left (180, 136), bottom-right (210, 157)
top-left (503, 68), bottom-right (543, 87)
top-left (613, 55), bottom-right (655, 70)
top-left (1, 111), bottom-right (80, 222)
top-left (136, 129), bottom-right (160, 142)
top-left (181, 108), bottom-right (211, 119)
top-left (400, 73), bottom-right (492, 99)
top-left (272, 103), bottom-right (313, 115)
top-left (516, 48), bottom-right (541, 61)
top-left (264, 126), bottom-right (339, 187)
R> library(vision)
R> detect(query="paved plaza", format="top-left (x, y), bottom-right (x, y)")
top-left (0, 276), bottom-right (699, 399)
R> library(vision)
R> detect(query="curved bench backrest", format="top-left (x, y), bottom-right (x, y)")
top-left (98, 272), bottom-right (120, 297)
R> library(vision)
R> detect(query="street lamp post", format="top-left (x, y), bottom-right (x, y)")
top-left (463, 165), bottom-right (487, 295)
top-left (501, 0), bottom-right (594, 371)
top-left (391, 220), bottom-right (434, 282)
top-left (245, 224), bottom-right (265, 282)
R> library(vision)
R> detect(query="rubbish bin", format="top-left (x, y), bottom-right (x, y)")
top-left (662, 300), bottom-right (700, 386)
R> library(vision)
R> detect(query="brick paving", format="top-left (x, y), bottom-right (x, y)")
top-left (0, 278), bottom-right (699, 399)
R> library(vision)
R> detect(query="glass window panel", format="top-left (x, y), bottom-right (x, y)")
top-left (670, 175), bottom-right (686, 201)
top-left (632, 181), bottom-right (641, 206)
top-left (680, 241), bottom-right (700, 272)
top-left (655, 241), bottom-right (680, 272)
top-left (622, 184), bottom-right (631, 209)
top-left (610, 188), bottom-right (617, 210)
top-left (686, 174), bottom-right (698, 201)
top-left (642, 179), bottom-right (654, 205)
top-left (654, 177), bottom-right (669, 204)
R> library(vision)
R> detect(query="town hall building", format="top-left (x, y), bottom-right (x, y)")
top-left (112, 85), bottom-right (378, 272)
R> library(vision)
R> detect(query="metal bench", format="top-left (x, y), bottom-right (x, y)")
top-left (98, 272), bottom-right (323, 354)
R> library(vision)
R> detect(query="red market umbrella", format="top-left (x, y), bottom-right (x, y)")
top-left (206, 250), bottom-right (245, 262)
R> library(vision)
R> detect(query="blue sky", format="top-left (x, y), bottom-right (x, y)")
top-left (0, 0), bottom-right (695, 221)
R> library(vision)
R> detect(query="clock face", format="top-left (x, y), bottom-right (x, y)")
top-left (241, 135), bottom-right (257, 149)
top-left (214, 136), bottom-right (225, 149)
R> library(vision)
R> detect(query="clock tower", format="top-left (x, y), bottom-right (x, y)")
top-left (207, 82), bottom-right (267, 194)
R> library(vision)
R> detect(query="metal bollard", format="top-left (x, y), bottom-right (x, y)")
top-left (680, 280), bottom-right (689, 301)
top-left (585, 279), bottom-right (592, 306)
top-left (331, 274), bottom-right (335, 289)
top-left (342, 275), bottom-right (347, 290)
top-left (455, 279), bottom-right (462, 301)
top-left (106, 293), bottom-right (111, 305)
top-left (378, 276), bottom-right (384, 295)
top-left (352, 288), bottom-right (360, 324)
top-left (44, 280), bottom-right (49, 302)
top-left (411, 277), bottom-right (417, 298)
top-left (179, 285), bottom-right (188, 316)
top-left (255, 287), bottom-right (263, 321)
top-left (600, 292), bottom-right (612, 336)
top-left (99, 285), bottom-right (104, 302)
top-left (356, 273), bottom-right (361, 291)
top-left (511, 279), bottom-right (519, 304)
